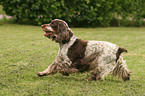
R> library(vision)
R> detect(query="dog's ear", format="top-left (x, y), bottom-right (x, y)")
top-left (56, 22), bottom-right (72, 43)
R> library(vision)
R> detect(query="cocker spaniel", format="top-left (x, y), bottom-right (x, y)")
top-left (37, 19), bottom-right (130, 81)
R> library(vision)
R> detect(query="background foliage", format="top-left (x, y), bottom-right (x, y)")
top-left (0, 0), bottom-right (145, 27)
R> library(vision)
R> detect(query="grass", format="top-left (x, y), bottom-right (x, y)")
top-left (0, 22), bottom-right (145, 96)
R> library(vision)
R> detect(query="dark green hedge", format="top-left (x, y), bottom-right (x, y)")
top-left (0, 0), bottom-right (145, 27)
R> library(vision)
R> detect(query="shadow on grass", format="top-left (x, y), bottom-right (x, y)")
top-left (33, 73), bottom-right (124, 83)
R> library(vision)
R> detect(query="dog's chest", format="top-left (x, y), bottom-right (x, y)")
top-left (58, 36), bottom-right (77, 60)
top-left (59, 44), bottom-right (69, 59)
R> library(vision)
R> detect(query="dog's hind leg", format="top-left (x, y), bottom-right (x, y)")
top-left (112, 54), bottom-right (130, 81)
top-left (88, 55), bottom-right (118, 81)
top-left (87, 69), bottom-right (101, 81)
top-left (97, 62), bottom-right (116, 81)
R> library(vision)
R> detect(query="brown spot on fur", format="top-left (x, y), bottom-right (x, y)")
top-left (116, 47), bottom-right (127, 62)
top-left (68, 39), bottom-right (89, 72)
top-left (50, 20), bottom-right (73, 44)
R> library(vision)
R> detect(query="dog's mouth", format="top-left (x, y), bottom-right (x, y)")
top-left (44, 31), bottom-right (56, 41)
top-left (41, 24), bottom-right (57, 41)
top-left (44, 31), bottom-right (52, 37)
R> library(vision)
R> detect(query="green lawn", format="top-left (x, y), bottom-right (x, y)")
top-left (0, 23), bottom-right (145, 96)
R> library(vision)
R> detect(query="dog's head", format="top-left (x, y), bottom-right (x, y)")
top-left (41, 19), bottom-right (73, 44)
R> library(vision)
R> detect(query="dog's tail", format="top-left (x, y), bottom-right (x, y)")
top-left (116, 47), bottom-right (127, 62)
top-left (119, 47), bottom-right (127, 53)
top-left (113, 60), bottom-right (130, 81)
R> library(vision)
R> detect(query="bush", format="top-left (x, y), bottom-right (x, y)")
top-left (0, 0), bottom-right (145, 27)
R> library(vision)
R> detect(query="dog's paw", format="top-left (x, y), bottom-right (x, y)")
top-left (37, 72), bottom-right (46, 77)
top-left (60, 72), bottom-right (69, 76)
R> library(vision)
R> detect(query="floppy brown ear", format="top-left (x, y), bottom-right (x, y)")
top-left (56, 22), bottom-right (71, 43)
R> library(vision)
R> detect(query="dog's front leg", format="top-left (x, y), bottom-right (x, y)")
top-left (37, 60), bottom-right (58, 77)
top-left (58, 60), bottom-right (79, 76)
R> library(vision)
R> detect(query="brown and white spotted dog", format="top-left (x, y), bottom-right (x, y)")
top-left (37, 19), bottom-right (130, 81)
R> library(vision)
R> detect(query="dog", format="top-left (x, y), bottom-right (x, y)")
top-left (37, 19), bottom-right (130, 81)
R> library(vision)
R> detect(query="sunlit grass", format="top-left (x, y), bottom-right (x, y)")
top-left (0, 23), bottom-right (145, 95)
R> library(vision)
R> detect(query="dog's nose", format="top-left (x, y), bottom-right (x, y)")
top-left (41, 24), bottom-right (50, 27)
top-left (41, 25), bottom-right (44, 27)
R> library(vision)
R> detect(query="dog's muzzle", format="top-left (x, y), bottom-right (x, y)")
top-left (41, 24), bottom-right (55, 38)
top-left (41, 24), bottom-right (54, 32)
